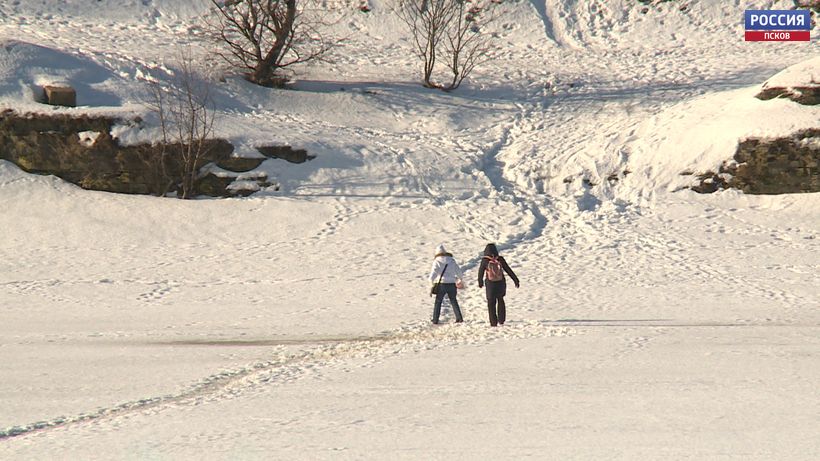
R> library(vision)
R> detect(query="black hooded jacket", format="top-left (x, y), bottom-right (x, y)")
top-left (477, 244), bottom-right (519, 287)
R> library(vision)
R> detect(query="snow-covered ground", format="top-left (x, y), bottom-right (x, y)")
top-left (1, 0), bottom-right (818, 459)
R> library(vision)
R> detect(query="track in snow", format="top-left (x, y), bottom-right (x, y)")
top-left (0, 320), bottom-right (572, 440)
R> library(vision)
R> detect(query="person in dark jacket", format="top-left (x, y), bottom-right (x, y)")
top-left (477, 243), bottom-right (519, 326)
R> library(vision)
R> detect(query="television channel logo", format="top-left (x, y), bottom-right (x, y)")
top-left (745, 10), bottom-right (811, 41)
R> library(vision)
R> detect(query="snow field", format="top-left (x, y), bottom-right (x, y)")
top-left (0, 0), bottom-right (819, 459)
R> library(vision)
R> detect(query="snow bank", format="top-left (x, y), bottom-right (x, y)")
top-left (761, 55), bottom-right (820, 90)
top-left (0, 40), bottom-right (128, 109)
top-left (622, 57), bottom-right (820, 199)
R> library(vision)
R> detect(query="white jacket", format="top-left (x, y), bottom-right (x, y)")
top-left (429, 254), bottom-right (464, 284)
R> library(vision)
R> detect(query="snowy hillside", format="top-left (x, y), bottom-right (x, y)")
top-left (1, 0), bottom-right (819, 459)
top-left (621, 59), bottom-right (819, 198)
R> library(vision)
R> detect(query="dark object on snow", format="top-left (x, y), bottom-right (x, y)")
top-left (43, 85), bottom-right (76, 107)
top-left (755, 86), bottom-right (819, 106)
top-left (257, 144), bottom-right (315, 163)
top-left (691, 129), bottom-right (820, 195)
top-left (216, 156), bottom-right (266, 172)
top-left (196, 172), bottom-right (237, 197)
top-left (0, 110), bottom-right (274, 197)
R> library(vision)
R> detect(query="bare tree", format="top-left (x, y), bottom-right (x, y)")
top-left (207, 0), bottom-right (338, 86)
top-left (394, 0), bottom-right (458, 88)
top-left (395, 0), bottom-right (504, 90)
top-left (145, 51), bottom-right (217, 199)
top-left (442, 1), bottom-right (502, 91)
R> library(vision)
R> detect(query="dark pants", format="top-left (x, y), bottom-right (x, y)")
top-left (433, 283), bottom-right (463, 323)
top-left (485, 281), bottom-right (506, 326)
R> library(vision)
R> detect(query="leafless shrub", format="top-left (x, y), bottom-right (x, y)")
top-left (394, 0), bottom-right (504, 90)
top-left (442, 1), bottom-right (502, 90)
top-left (394, 0), bottom-right (457, 88)
top-left (144, 51), bottom-right (217, 199)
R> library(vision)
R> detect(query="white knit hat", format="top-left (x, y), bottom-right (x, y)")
top-left (435, 244), bottom-right (447, 255)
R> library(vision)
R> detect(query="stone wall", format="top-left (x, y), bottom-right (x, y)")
top-left (693, 129), bottom-right (820, 194)
top-left (756, 86), bottom-right (819, 106)
top-left (0, 110), bottom-right (271, 197)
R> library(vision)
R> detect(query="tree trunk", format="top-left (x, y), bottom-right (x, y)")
top-left (251, 0), bottom-right (297, 85)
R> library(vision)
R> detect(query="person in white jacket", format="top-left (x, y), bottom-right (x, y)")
top-left (428, 244), bottom-right (464, 324)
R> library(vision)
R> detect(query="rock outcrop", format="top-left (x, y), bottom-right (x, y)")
top-left (0, 110), bottom-right (274, 197)
top-left (693, 129), bottom-right (820, 194)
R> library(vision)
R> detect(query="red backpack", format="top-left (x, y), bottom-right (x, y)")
top-left (484, 256), bottom-right (503, 282)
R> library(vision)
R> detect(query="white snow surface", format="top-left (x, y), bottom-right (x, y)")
top-left (1, 0), bottom-right (819, 459)
top-left (762, 55), bottom-right (820, 89)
